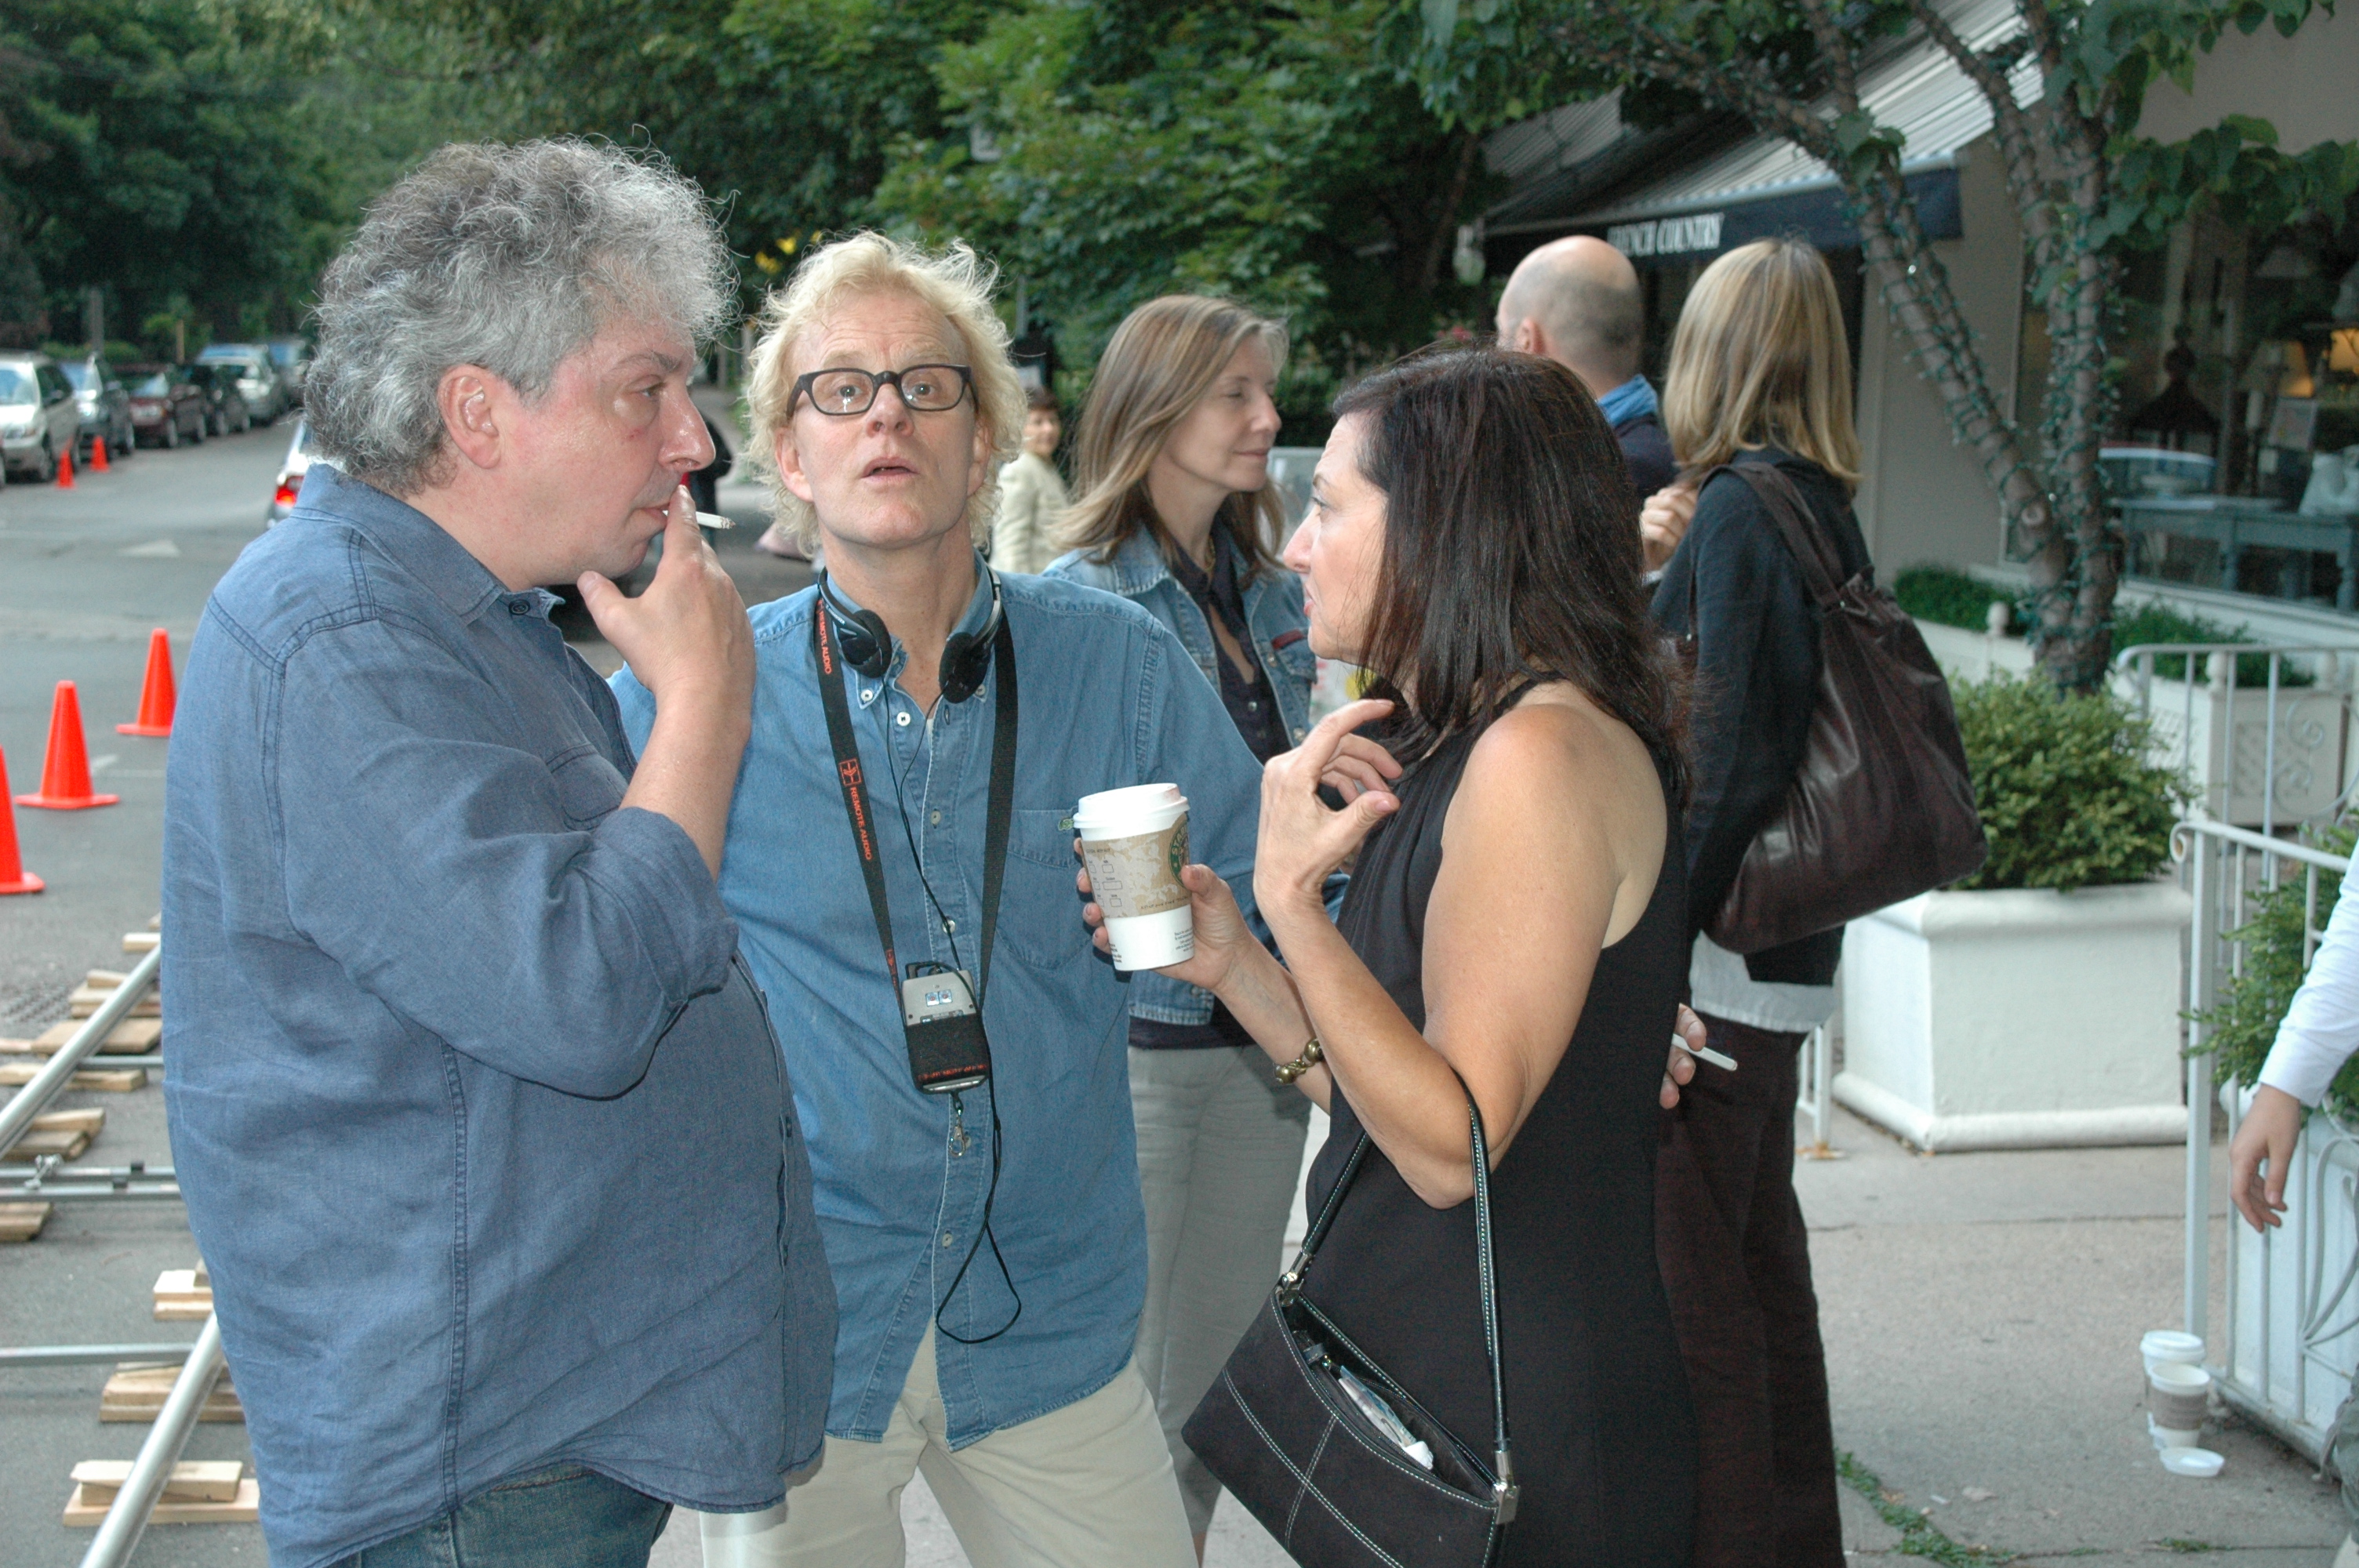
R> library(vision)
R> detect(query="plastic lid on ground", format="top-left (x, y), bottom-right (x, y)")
top-left (2160, 1447), bottom-right (2224, 1478)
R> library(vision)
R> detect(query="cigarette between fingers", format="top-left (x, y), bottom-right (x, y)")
top-left (1671, 1033), bottom-right (1738, 1073)
top-left (694, 511), bottom-right (734, 530)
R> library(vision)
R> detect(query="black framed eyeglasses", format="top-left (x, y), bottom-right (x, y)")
top-left (791, 364), bottom-right (973, 417)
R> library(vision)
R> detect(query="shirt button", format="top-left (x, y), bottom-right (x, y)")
top-left (930, 811), bottom-right (942, 826)
top-left (861, 689), bottom-right (875, 702)
top-left (507, 601), bottom-right (527, 616)
top-left (941, 1232), bottom-right (955, 1247)
top-left (896, 711), bottom-right (912, 728)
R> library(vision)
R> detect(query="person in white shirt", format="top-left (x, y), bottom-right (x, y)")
top-left (2230, 877), bottom-right (2359, 1567)
top-left (990, 386), bottom-right (1068, 573)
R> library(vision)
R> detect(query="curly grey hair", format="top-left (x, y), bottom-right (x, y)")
top-left (306, 139), bottom-right (733, 496)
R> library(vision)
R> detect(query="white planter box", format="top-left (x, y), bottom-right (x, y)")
top-left (2219, 1092), bottom-right (2359, 1463)
top-left (1836, 882), bottom-right (2193, 1150)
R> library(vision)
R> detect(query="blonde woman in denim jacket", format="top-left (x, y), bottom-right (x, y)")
top-left (1045, 296), bottom-right (1329, 1559)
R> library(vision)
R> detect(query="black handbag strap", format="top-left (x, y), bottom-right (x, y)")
top-left (1281, 1076), bottom-right (1517, 1514)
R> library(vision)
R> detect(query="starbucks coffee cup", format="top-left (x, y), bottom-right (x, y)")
top-left (2148, 1362), bottom-right (2212, 1437)
top-left (1075, 784), bottom-right (1194, 971)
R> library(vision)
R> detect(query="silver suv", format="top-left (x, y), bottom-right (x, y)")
top-left (0, 354), bottom-right (85, 482)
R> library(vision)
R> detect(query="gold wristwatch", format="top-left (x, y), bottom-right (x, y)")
top-left (1275, 1034), bottom-right (1325, 1084)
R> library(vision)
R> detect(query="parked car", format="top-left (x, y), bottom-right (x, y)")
top-left (266, 338), bottom-right (312, 405)
top-left (186, 363), bottom-right (253, 437)
top-left (0, 353), bottom-right (85, 482)
top-left (60, 355), bottom-right (136, 462)
top-left (268, 418), bottom-right (326, 521)
top-left (122, 363), bottom-right (208, 448)
top-left (196, 343), bottom-right (286, 423)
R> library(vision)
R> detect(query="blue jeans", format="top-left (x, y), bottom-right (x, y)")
top-left (333, 1464), bottom-right (671, 1568)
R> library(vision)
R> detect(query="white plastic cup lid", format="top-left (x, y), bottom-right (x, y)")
top-left (2160, 1447), bottom-right (2223, 1477)
top-left (2150, 1363), bottom-right (2212, 1394)
top-left (2141, 1330), bottom-right (2205, 1362)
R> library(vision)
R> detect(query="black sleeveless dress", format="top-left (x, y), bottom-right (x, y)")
top-left (1301, 713), bottom-right (1698, 1566)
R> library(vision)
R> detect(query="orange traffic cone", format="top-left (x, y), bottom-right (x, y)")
top-left (16, 681), bottom-right (118, 810)
top-left (55, 447), bottom-right (73, 488)
top-left (91, 437), bottom-right (110, 472)
top-left (0, 748), bottom-right (43, 895)
top-left (118, 629), bottom-right (176, 736)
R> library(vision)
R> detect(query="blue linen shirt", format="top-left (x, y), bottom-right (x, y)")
top-left (612, 564), bottom-right (1266, 1446)
top-left (1045, 527), bottom-right (1315, 1029)
top-left (162, 466), bottom-right (835, 1568)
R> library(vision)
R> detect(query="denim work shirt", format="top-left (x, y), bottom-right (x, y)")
top-left (612, 564), bottom-right (1266, 1446)
top-left (162, 466), bottom-right (835, 1568)
top-left (1045, 526), bottom-right (1314, 1028)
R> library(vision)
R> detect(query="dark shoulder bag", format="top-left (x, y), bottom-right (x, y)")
top-left (1686, 463), bottom-right (1986, 954)
top-left (1182, 1085), bottom-right (1516, 1567)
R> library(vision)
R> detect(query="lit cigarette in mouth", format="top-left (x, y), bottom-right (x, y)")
top-left (694, 511), bottom-right (733, 530)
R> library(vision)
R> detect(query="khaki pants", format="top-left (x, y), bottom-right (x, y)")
top-left (1130, 1043), bottom-right (1311, 1535)
top-left (695, 1329), bottom-right (1193, 1568)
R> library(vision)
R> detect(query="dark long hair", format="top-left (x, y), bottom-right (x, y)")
top-left (1332, 344), bottom-right (1688, 804)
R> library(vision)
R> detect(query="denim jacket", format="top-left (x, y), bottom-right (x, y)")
top-left (1045, 525), bottom-right (1317, 1026)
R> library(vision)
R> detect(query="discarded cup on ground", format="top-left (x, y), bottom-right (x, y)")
top-left (2148, 1362), bottom-right (2212, 1438)
top-left (1075, 785), bottom-right (1194, 971)
top-left (2141, 1329), bottom-right (2204, 1379)
top-left (2160, 1446), bottom-right (2223, 1478)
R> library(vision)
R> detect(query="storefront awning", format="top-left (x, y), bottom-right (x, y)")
top-left (1480, 0), bottom-right (2037, 265)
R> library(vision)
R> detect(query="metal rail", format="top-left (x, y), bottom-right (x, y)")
top-left (78, 1312), bottom-right (224, 1568)
top-left (0, 1344), bottom-right (195, 1369)
top-left (0, 946), bottom-right (162, 1161)
top-left (2172, 814), bottom-right (2359, 1461)
top-left (0, 1160), bottom-right (180, 1203)
top-left (2117, 644), bottom-right (2355, 834)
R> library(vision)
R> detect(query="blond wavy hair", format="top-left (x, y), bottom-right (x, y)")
top-left (1661, 238), bottom-right (1861, 488)
top-left (746, 231), bottom-right (1024, 553)
top-left (1062, 295), bottom-right (1289, 574)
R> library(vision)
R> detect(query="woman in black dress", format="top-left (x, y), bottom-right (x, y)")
top-left (1081, 345), bottom-right (1698, 1563)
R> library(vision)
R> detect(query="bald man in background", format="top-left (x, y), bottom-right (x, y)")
top-left (1496, 234), bottom-right (1677, 499)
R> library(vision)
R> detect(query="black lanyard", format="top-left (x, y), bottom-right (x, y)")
top-left (813, 604), bottom-right (1019, 1010)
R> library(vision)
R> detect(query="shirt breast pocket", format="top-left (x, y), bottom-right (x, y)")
top-left (546, 743), bottom-right (627, 831)
top-left (998, 807), bottom-right (1093, 971)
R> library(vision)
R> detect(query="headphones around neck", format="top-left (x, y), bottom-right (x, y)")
top-left (818, 566), bottom-right (1004, 705)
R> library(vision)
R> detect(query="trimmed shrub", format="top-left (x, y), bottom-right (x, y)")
top-left (1951, 675), bottom-right (2189, 891)
top-left (2188, 825), bottom-right (2359, 1120)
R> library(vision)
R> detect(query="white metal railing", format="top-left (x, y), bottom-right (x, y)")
top-left (2117, 644), bottom-right (2357, 833)
top-left (1797, 1024), bottom-right (1836, 1159)
top-left (2174, 815), bottom-right (2359, 1461)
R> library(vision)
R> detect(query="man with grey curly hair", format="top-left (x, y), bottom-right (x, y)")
top-left (162, 139), bottom-right (834, 1568)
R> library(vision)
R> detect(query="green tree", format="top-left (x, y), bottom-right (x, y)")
top-left (1401, 0), bottom-right (2359, 688)
top-left (872, 0), bottom-right (1503, 412)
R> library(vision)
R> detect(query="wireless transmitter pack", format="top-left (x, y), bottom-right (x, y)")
top-left (901, 962), bottom-right (991, 1095)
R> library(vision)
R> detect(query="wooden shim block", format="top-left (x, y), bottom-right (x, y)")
top-left (0, 1062), bottom-right (146, 1091)
top-left (71, 1459), bottom-right (244, 1501)
top-left (29, 1018), bottom-right (161, 1054)
top-left (64, 1477), bottom-right (259, 1526)
top-left (35, 1109), bottom-right (104, 1135)
top-left (5, 1129), bottom-right (92, 1162)
top-left (100, 1364), bottom-right (242, 1424)
top-left (0, 1202), bottom-right (53, 1242)
top-left (154, 1269), bottom-right (213, 1320)
top-left (85, 969), bottom-right (131, 989)
top-left (193, 1259), bottom-right (209, 1287)
top-left (123, 931), bottom-right (160, 953)
top-left (69, 987), bottom-right (160, 1019)
top-left (147, 913), bottom-right (161, 930)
